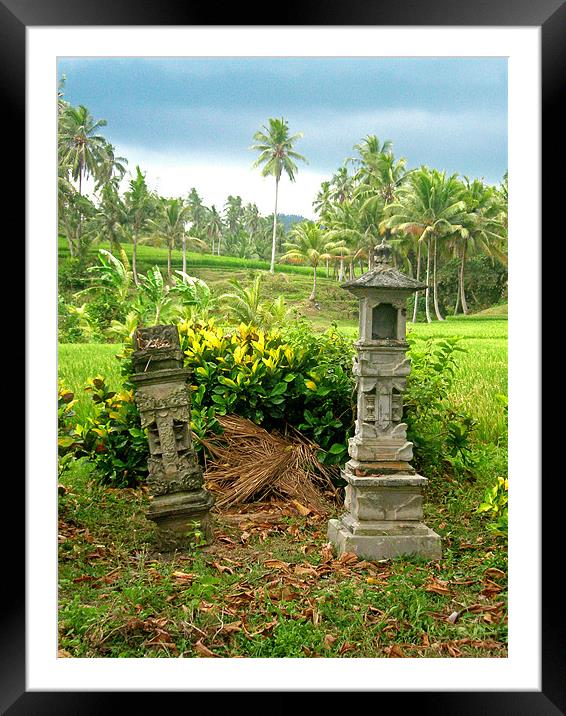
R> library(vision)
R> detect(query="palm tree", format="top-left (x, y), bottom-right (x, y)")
top-left (323, 201), bottom-right (364, 280)
top-left (219, 275), bottom-right (264, 326)
top-left (186, 188), bottom-right (206, 240)
top-left (281, 221), bottom-right (341, 302)
top-left (58, 104), bottom-right (109, 196)
top-left (329, 165), bottom-right (353, 205)
top-left (93, 180), bottom-right (128, 259)
top-left (58, 104), bottom-right (111, 241)
top-left (147, 198), bottom-right (184, 282)
top-left (204, 205), bottom-right (224, 256)
top-left (251, 117), bottom-right (307, 273)
top-left (313, 181), bottom-right (332, 220)
top-left (383, 167), bottom-right (468, 322)
top-left (352, 135), bottom-right (393, 167)
top-left (451, 178), bottom-right (507, 315)
top-left (124, 166), bottom-right (153, 286)
top-left (94, 143), bottom-right (128, 191)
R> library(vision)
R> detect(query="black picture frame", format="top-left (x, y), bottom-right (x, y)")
top-left (7, 0), bottom-right (559, 711)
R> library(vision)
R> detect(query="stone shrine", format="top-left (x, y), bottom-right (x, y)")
top-left (328, 240), bottom-right (442, 560)
top-left (131, 324), bottom-right (214, 551)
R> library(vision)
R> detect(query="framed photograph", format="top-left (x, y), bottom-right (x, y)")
top-left (7, 0), bottom-right (558, 710)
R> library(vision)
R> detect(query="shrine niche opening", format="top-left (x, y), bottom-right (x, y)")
top-left (371, 302), bottom-right (397, 340)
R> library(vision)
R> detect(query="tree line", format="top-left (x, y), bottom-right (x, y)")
top-left (282, 136), bottom-right (508, 319)
top-left (58, 80), bottom-right (507, 320)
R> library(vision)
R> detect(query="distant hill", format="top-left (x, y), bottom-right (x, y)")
top-left (278, 214), bottom-right (307, 233)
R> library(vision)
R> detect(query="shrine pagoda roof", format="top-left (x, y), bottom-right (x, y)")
top-left (341, 240), bottom-right (428, 292)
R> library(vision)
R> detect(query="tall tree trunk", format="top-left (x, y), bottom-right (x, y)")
top-left (270, 176), bottom-right (280, 274)
top-left (182, 237), bottom-right (187, 275)
top-left (65, 230), bottom-right (75, 258)
top-left (412, 241), bottom-right (422, 323)
top-left (339, 258), bottom-right (345, 282)
top-left (432, 235), bottom-right (444, 321)
top-left (425, 237), bottom-right (432, 323)
top-left (167, 242), bottom-right (172, 284)
top-left (349, 261), bottom-right (354, 279)
top-left (77, 167), bottom-right (83, 242)
top-left (325, 258), bottom-right (329, 278)
top-left (453, 283), bottom-right (461, 315)
top-left (132, 232), bottom-right (139, 286)
top-left (459, 242), bottom-right (469, 314)
top-left (309, 265), bottom-right (317, 302)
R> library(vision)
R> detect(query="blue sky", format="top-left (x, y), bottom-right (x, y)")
top-left (58, 57), bottom-right (507, 218)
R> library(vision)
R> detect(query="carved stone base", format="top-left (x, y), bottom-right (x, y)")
top-left (327, 517), bottom-right (441, 561)
top-left (328, 468), bottom-right (441, 561)
top-left (147, 489), bottom-right (215, 552)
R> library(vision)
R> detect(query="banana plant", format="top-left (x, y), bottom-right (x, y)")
top-left (137, 266), bottom-right (171, 325)
top-left (78, 248), bottom-right (132, 303)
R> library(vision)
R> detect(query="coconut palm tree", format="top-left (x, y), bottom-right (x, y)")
top-left (281, 221), bottom-right (342, 302)
top-left (124, 166), bottom-right (153, 286)
top-left (186, 188), bottom-right (206, 240)
top-left (150, 197), bottom-right (208, 281)
top-left (329, 165), bottom-right (354, 205)
top-left (251, 117), bottom-right (307, 273)
top-left (313, 181), bottom-right (332, 221)
top-left (93, 180), bottom-right (129, 259)
top-left (58, 104), bottom-right (109, 196)
top-left (383, 167), bottom-right (468, 322)
top-left (450, 178), bottom-right (507, 315)
top-left (204, 205), bottom-right (224, 256)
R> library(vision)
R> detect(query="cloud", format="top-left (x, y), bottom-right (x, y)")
top-left (112, 144), bottom-right (325, 219)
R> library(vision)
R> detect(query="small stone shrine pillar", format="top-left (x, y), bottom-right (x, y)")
top-left (328, 240), bottom-right (441, 560)
top-left (131, 325), bottom-right (214, 551)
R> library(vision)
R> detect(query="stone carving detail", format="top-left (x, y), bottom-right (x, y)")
top-left (131, 325), bottom-right (214, 551)
top-left (327, 240), bottom-right (441, 561)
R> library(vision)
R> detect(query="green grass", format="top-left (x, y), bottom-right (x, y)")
top-left (58, 457), bottom-right (507, 658)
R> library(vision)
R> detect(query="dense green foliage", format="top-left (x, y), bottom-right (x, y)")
top-left (58, 319), bottom-right (497, 495)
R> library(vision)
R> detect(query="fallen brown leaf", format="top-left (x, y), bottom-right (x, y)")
top-left (338, 641), bottom-right (357, 655)
top-left (194, 640), bottom-right (219, 658)
top-left (294, 564), bottom-right (319, 578)
top-left (291, 499), bottom-right (312, 516)
top-left (425, 578), bottom-right (452, 596)
top-left (264, 559), bottom-right (290, 571)
top-left (324, 634), bottom-right (337, 649)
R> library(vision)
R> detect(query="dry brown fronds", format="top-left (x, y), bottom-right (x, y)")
top-left (199, 415), bottom-right (340, 515)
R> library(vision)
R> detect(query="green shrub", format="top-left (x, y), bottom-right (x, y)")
top-left (177, 318), bottom-right (355, 461)
top-left (58, 296), bottom-right (85, 343)
top-left (68, 376), bottom-right (149, 488)
top-left (58, 255), bottom-right (92, 293)
top-left (85, 292), bottom-right (128, 333)
top-left (57, 383), bottom-right (84, 477)
top-left (477, 476), bottom-right (508, 537)
top-left (61, 320), bottom-right (473, 488)
top-left (404, 335), bottom-right (477, 480)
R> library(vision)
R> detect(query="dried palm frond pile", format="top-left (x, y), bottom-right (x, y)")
top-left (199, 415), bottom-right (341, 515)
